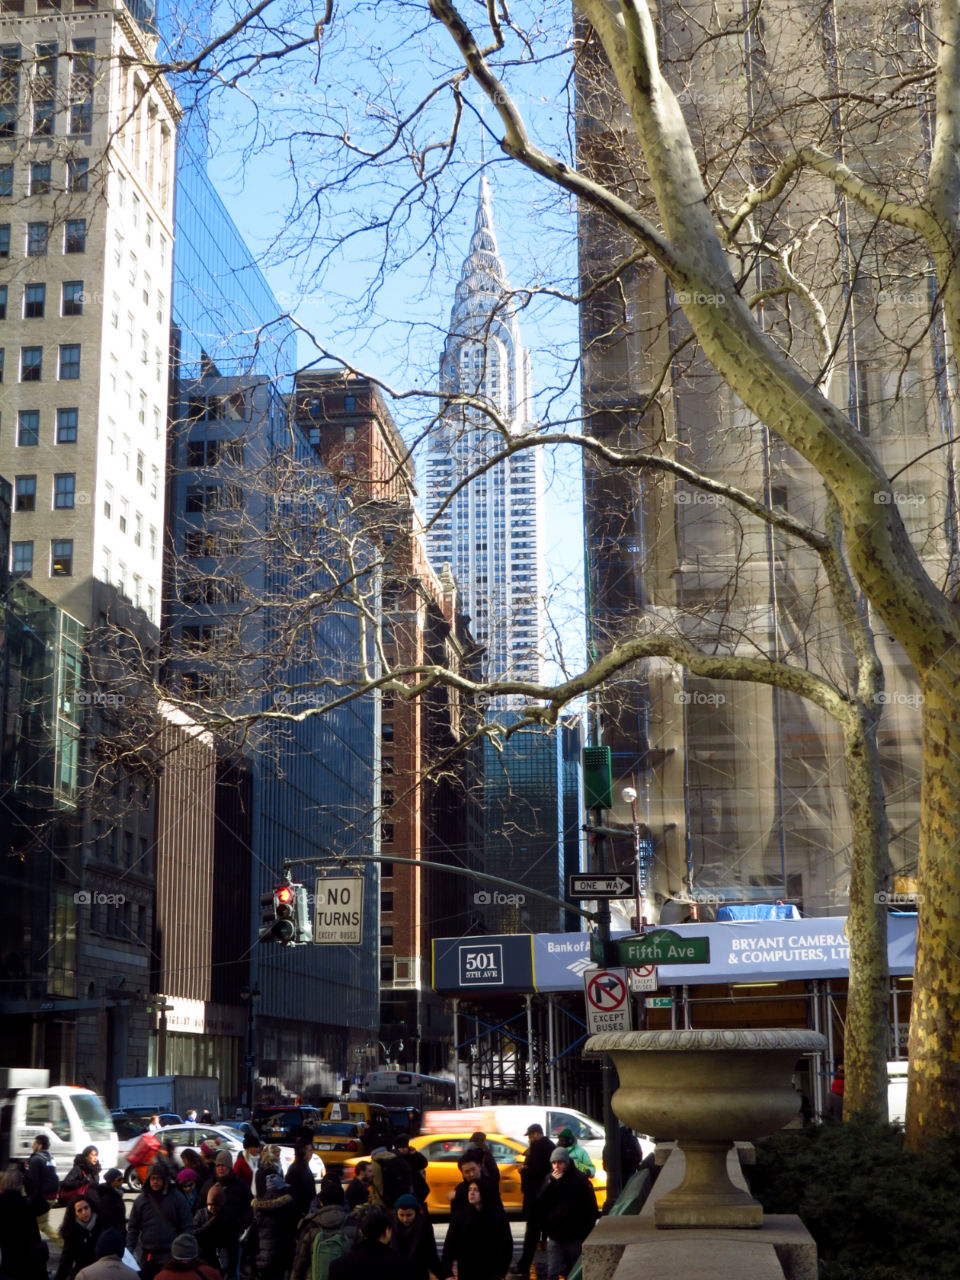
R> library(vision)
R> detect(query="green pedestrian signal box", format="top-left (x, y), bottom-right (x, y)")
top-left (582, 745), bottom-right (613, 810)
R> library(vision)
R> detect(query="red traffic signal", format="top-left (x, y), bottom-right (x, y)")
top-left (276, 886), bottom-right (293, 904)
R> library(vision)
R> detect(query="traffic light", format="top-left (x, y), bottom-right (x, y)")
top-left (259, 883), bottom-right (311, 946)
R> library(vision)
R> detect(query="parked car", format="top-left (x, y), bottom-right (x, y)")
top-left (124, 1122), bottom-right (325, 1189)
top-left (252, 1106), bottom-right (323, 1142)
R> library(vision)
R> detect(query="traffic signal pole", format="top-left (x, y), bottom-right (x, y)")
top-left (593, 802), bottom-right (623, 1206)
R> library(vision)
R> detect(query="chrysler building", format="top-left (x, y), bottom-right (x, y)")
top-left (424, 176), bottom-right (544, 691)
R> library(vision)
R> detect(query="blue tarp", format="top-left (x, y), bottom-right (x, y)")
top-left (717, 904), bottom-right (801, 921)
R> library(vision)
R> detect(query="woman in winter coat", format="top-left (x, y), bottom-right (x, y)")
top-left (239, 1171), bottom-right (299, 1280)
top-left (390, 1193), bottom-right (442, 1280)
top-left (176, 1168), bottom-right (202, 1215)
top-left (441, 1181), bottom-right (514, 1280)
top-left (96, 1168), bottom-right (128, 1233)
top-left (55, 1193), bottom-right (102, 1279)
top-left (60, 1146), bottom-right (102, 1207)
top-left (0, 1165), bottom-right (48, 1280)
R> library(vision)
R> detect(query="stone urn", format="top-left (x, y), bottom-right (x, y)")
top-left (586, 1027), bottom-right (826, 1228)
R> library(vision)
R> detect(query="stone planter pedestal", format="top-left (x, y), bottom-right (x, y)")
top-left (586, 1028), bottom-right (825, 1228)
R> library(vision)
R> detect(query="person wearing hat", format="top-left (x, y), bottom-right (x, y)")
top-left (96, 1169), bottom-right (127, 1234)
top-left (211, 1150), bottom-right (252, 1277)
top-left (389, 1192), bottom-right (442, 1280)
top-left (290, 1177), bottom-right (361, 1280)
top-left (153, 1232), bottom-right (220, 1279)
top-left (510, 1124), bottom-right (555, 1278)
top-left (239, 1170), bottom-right (299, 1280)
top-left (533, 1148), bottom-right (598, 1280)
top-left (555, 1127), bottom-right (595, 1177)
top-left (75, 1226), bottom-right (140, 1280)
top-left (126, 1162), bottom-right (195, 1280)
top-left (234, 1133), bottom-right (261, 1189)
top-left (175, 1168), bottom-right (201, 1214)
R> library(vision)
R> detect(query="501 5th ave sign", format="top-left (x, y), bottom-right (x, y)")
top-left (619, 930), bottom-right (711, 966)
top-left (314, 877), bottom-right (363, 944)
top-left (567, 872), bottom-right (637, 899)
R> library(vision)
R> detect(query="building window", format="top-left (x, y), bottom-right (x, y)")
top-left (53, 473), bottom-right (75, 508)
top-left (134, 512), bottom-right (142, 545)
top-left (11, 542), bottom-right (33, 578)
top-left (30, 162), bottom-right (51, 196)
top-left (58, 344), bottom-right (80, 379)
top-left (136, 451), bottom-right (144, 484)
top-left (67, 157), bottom-right (89, 193)
top-left (21, 346), bottom-right (42, 381)
top-left (24, 283), bottom-right (45, 318)
top-left (0, 163), bottom-right (12, 197)
top-left (343, 394), bottom-right (356, 412)
top-left (62, 281), bottom-right (83, 316)
top-left (381, 890), bottom-right (394, 911)
top-left (14, 475), bottom-right (36, 511)
top-left (382, 823), bottom-right (394, 844)
top-left (0, 284), bottom-right (6, 318)
top-left (64, 219), bottom-right (86, 253)
top-left (380, 925), bottom-right (394, 947)
top-left (344, 424), bottom-right (356, 443)
top-left (0, 224), bottom-right (9, 257)
top-left (57, 408), bottom-right (77, 443)
top-left (18, 410), bottom-right (39, 445)
top-left (119, 499), bottom-right (127, 533)
top-left (33, 42), bottom-right (56, 135)
top-left (26, 222), bottom-right (49, 256)
top-left (382, 722), bottom-right (394, 742)
top-left (0, 48), bottom-right (17, 140)
top-left (51, 539), bottom-right (73, 576)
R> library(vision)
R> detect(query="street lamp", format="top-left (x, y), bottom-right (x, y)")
top-left (240, 984), bottom-right (261, 1112)
top-left (367, 1038), bottom-right (404, 1066)
top-left (621, 784), bottom-right (648, 929)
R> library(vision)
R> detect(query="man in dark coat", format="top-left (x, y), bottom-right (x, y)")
top-left (394, 1140), bottom-right (430, 1203)
top-left (344, 1161), bottom-right (373, 1211)
top-left (283, 1135), bottom-right (316, 1217)
top-left (448, 1147), bottom-right (502, 1212)
top-left (328, 1206), bottom-right (418, 1280)
top-left (534, 1147), bottom-right (598, 1280)
top-left (125, 1162), bottom-right (195, 1280)
top-left (510, 1123), bottom-right (555, 1277)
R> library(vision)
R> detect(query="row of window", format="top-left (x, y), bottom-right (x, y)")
top-left (0, 279), bottom-right (85, 319)
top-left (11, 157), bottom-right (90, 197)
top-left (0, 343), bottom-right (81, 382)
top-left (98, 551), bottom-right (157, 619)
top-left (10, 538), bottom-right (73, 577)
top-left (0, 214), bottom-right (87, 256)
top-left (0, 38), bottom-right (96, 140)
top-left (14, 473), bottom-right (78, 510)
top-left (8, 407), bottom-right (78, 444)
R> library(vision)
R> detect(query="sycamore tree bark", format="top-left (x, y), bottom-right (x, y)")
top-left (427, 0), bottom-right (960, 1146)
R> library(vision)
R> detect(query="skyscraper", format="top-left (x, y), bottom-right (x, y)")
top-left (424, 176), bottom-right (544, 692)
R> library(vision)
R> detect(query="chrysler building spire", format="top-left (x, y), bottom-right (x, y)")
top-left (425, 177), bottom-right (543, 692)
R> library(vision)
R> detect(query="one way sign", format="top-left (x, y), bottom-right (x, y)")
top-left (568, 872), bottom-right (637, 899)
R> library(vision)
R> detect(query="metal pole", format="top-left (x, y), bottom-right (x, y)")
top-left (525, 994), bottom-right (535, 1103)
top-left (594, 803), bottom-right (622, 1204)
top-left (547, 994), bottom-right (556, 1105)
top-left (451, 997), bottom-right (459, 1099)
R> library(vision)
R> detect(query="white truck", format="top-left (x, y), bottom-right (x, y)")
top-left (116, 1074), bottom-right (220, 1120)
top-left (0, 1068), bottom-right (118, 1176)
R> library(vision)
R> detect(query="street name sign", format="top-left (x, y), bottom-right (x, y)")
top-left (568, 873), bottom-right (638, 899)
top-left (619, 930), bottom-right (711, 966)
top-left (645, 996), bottom-right (673, 1009)
top-left (583, 967), bottom-right (633, 1033)
top-left (628, 964), bottom-right (658, 993)
top-left (314, 877), bottom-right (363, 944)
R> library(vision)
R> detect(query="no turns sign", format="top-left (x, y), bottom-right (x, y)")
top-left (583, 966), bottom-right (633, 1033)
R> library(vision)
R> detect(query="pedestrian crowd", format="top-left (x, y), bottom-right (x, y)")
top-left (0, 1118), bottom-right (621, 1280)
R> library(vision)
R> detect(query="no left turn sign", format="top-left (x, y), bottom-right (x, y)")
top-left (583, 966), bottom-right (633, 1033)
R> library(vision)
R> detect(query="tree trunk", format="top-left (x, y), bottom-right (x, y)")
top-left (841, 710), bottom-right (890, 1120)
top-left (906, 671), bottom-right (960, 1148)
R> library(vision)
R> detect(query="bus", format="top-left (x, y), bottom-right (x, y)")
top-left (361, 1071), bottom-right (457, 1113)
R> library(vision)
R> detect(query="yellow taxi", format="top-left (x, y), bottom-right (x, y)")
top-left (311, 1120), bottom-right (370, 1167)
top-left (404, 1133), bottom-right (607, 1215)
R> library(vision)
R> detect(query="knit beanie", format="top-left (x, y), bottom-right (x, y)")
top-left (550, 1146), bottom-right (571, 1164)
top-left (394, 1193), bottom-right (421, 1210)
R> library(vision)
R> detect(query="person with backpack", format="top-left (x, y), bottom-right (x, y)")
top-left (25, 1133), bottom-right (60, 1243)
top-left (368, 1146), bottom-right (414, 1208)
top-left (61, 1146), bottom-right (102, 1209)
top-left (55, 1193), bottom-right (103, 1279)
top-left (328, 1206), bottom-right (417, 1280)
top-left (126, 1162), bottom-right (195, 1280)
top-left (290, 1177), bottom-right (359, 1280)
top-left (153, 1233), bottom-right (219, 1280)
top-left (389, 1194), bottom-right (441, 1280)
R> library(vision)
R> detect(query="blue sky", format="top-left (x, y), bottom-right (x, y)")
top-left (196, 0), bottom-right (588, 676)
